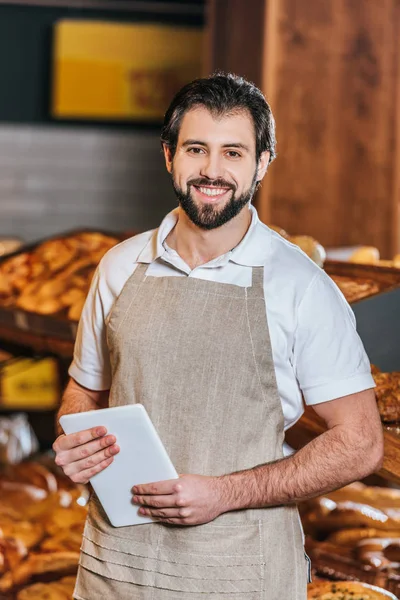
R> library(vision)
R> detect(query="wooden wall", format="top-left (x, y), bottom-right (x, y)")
top-left (207, 0), bottom-right (400, 257)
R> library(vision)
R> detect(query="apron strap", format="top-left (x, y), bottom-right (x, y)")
top-left (247, 266), bottom-right (264, 298)
top-left (130, 262), bottom-right (149, 284)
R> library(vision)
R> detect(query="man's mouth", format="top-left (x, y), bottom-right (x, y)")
top-left (193, 185), bottom-right (231, 199)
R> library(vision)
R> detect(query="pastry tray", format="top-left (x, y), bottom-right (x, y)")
top-left (0, 229), bottom-right (121, 345)
top-left (325, 260), bottom-right (400, 302)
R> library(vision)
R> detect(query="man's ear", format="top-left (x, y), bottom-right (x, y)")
top-left (256, 151), bottom-right (271, 182)
top-left (163, 144), bottom-right (173, 173)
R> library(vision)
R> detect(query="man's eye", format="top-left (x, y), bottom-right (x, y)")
top-left (226, 151), bottom-right (241, 158)
top-left (188, 147), bottom-right (205, 154)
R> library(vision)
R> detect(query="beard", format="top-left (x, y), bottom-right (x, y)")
top-left (171, 170), bottom-right (259, 231)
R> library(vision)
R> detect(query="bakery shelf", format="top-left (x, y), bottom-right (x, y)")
top-left (0, 323), bottom-right (74, 358)
top-left (286, 406), bottom-right (400, 486)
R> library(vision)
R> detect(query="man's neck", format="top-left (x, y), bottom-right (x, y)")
top-left (165, 206), bottom-right (252, 270)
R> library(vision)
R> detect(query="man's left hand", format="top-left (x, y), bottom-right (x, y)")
top-left (132, 474), bottom-right (227, 525)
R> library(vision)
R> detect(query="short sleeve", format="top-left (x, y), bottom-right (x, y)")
top-left (293, 271), bottom-right (375, 405)
top-left (68, 264), bottom-right (112, 390)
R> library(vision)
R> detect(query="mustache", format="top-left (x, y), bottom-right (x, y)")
top-left (187, 177), bottom-right (236, 191)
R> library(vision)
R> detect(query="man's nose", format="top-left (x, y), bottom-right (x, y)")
top-left (199, 154), bottom-right (224, 181)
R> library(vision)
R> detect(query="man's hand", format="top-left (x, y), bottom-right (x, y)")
top-left (132, 474), bottom-right (227, 526)
top-left (53, 427), bottom-right (120, 484)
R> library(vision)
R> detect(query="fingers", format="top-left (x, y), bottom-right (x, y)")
top-left (138, 506), bottom-right (192, 520)
top-left (53, 426), bottom-right (119, 485)
top-left (67, 455), bottom-right (116, 485)
top-left (132, 494), bottom-right (178, 508)
top-left (133, 479), bottom-right (181, 496)
top-left (53, 426), bottom-right (107, 452)
top-left (63, 443), bottom-right (120, 479)
top-left (55, 434), bottom-right (117, 467)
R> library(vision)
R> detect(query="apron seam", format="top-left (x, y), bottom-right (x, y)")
top-left (290, 509), bottom-right (299, 598)
top-left (78, 560), bottom-right (261, 594)
top-left (152, 525), bottom-right (162, 600)
top-left (81, 548), bottom-right (261, 581)
top-left (84, 526), bottom-right (262, 563)
top-left (258, 519), bottom-right (265, 597)
top-left (146, 288), bottom-right (247, 299)
top-left (244, 287), bottom-right (269, 408)
top-left (106, 263), bottom-right (147, 331)
top-left (113, 278), bottom-right (145, 338)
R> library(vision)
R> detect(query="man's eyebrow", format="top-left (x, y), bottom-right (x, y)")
top-left (181, 140), bottom-right (250, 151)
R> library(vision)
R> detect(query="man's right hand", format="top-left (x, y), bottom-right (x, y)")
top-left (53, 427), bottom-right (120, 485)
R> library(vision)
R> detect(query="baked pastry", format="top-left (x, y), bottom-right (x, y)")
top-left (0, 551), bottom-right (80, 592)
top-left (6, 463), bottom-right (58, 494)
top-left (349, 247), bottom-right (380, 265)
top-left (0, 231), bottom-right (119, 321)
top-left (330, 275), bottom-right (381, 303)
top-left (0, 519), bottom-right (44, 550)
top-left (328, 528), bottom-right (400, 547)
top-left (289, 235), bottom-right (326, 267)
top-left (44, 505), bottom-right (88, 536)
top-left (40, 522), bottom-right (84, 553)
top-left (305, 537), bottom-right (380, 585)
top-left (0, 537), bottom-right (27, 574)
top-left (327, 482), bottom-right (400, 509)
top-left (357, 538), bottom-right (400, 569)
top-left (17, 582), bottom-right (71, 599)
top-left (302, 498), bottom-right (400, 535)
top-left (307, 580), bottom-right (397, 599)
top-left (373, 372), bottom-right (400, 424)
top-left (0, 481), bottom-right (47, 508)
top-left (268, 224), bottom-right (290, 239)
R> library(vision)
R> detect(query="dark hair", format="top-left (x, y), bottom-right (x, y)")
top-left (161, 72), bottom-right (276, 164)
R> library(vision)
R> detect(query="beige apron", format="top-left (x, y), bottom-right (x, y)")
top-left (74, 263), bottom-right (309, 600)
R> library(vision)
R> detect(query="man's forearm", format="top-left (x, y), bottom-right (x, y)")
top-left (218, 424), bottom-right (383, 512)
top-left (56, 379), bottom-right (108, 436)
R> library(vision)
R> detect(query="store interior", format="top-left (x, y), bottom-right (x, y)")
top-left (1, 0), bottom-right (400, 598)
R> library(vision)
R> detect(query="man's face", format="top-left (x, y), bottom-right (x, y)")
top-left (165, 107), bottom-right (266, 230)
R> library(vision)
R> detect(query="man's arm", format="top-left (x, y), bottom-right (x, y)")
top-left (132, 389), bottom-right (384, 525)
top-left (53, 378), bottom-right (119, 484)
top-left (56, 378), bottom-right (109, 435)
top-left (219, 388), bottom-right (384, 511)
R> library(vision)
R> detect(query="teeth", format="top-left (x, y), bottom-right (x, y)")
top-left (198, 187), bottom-right (227, 197)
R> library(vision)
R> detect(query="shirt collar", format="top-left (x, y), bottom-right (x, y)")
top-left (136, 205), bottom-right (271, 267)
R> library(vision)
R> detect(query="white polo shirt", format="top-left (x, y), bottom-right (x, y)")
top-left (69, 206), bottom-right (375, 440)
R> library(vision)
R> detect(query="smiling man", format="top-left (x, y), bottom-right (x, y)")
top-left (54, 73), bottom-right (383, 600)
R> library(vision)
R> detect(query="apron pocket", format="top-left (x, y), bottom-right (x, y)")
top-left (80, 520), bottom-right (264, 594)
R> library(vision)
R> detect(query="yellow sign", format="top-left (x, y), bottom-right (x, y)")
top-left (1, 358), bottom-right (59, 410)
top-left (52, 20), bottom-right (203, 121)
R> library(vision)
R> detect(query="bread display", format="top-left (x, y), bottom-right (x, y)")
top-left (329, 275), bottom-right (381, 304)
top-left (348, 247), bottom-right (381, 265)
top-left (16, 576), bottom-right (75, 599)
top-left (0, 232), bottom-right (118, 322)
top-left (372, 367), bottom-right (400, 424)
top-left (307, 580), bottom-right (398, 599)
top-left (0, 460), bottom-right (87, 599)
top-left (268, 224), bottom-right (326, 266)
top-left (347, 246), bottom-right (400, 270)
top-left (301, 483), bottom-right (400, 597)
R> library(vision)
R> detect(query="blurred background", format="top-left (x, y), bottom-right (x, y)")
top-left (0, 0), bottom-right (400, 449)
top-left (1, 3), bottom-right (400, 598)
top-left (0, 0), bottom-right (398, 255)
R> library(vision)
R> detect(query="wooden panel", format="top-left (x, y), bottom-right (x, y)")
top-left (262, 0), bottom-right (400, 257)
top-left (205, 0), bottom-right (266, 84)
top-left (207, 0), bottom-right (400, 257)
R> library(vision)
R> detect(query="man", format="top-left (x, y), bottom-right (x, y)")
top-left (53, 73), bottom-right (384, 600)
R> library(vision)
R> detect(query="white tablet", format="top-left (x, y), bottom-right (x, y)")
top-left (59, 404), bottom-right (178, 527)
